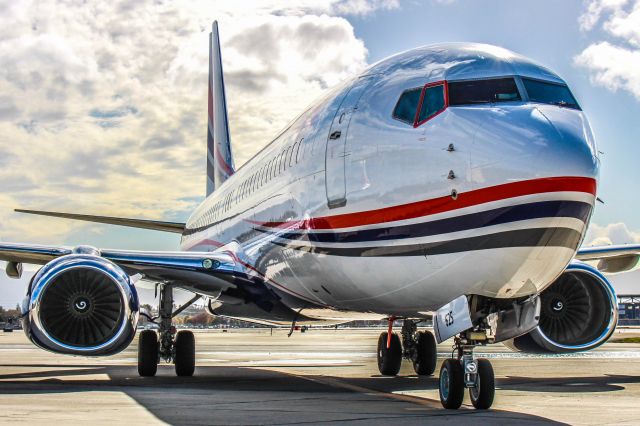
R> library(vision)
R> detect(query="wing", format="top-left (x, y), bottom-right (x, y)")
top-left (0, 242), bottom-right (244, 296)
top-left (576, 244), bottom-right (640, 273)
top-left (15, 209), bottom-right (185, 233)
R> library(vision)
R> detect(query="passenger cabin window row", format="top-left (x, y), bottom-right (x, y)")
top-left (191, 138), bottom-right (307, 230)
top-left (393, 76), bottom-right (580, 127)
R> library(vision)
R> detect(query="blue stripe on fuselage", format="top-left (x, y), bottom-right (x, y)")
top-left (260, 200), bottom-right (591, 243)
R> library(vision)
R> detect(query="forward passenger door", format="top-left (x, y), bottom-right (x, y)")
top-left (325, 76), bottom-right (375, 208)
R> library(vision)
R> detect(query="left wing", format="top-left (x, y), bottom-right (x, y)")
top-left (15, 209), bottom-right (185, 233)
top-left (0, 242), bottom-right (244, 296)
top-left (576, 244), bottom-right (640, 273)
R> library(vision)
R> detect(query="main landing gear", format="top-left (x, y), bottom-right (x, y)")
top-left (439, 332), bottom-right (495, 410)
top-left (138, 284), bottom-right (199, 377)
top-left (376, 319), bottom-right (437, 377)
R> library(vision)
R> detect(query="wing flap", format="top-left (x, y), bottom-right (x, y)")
top-left (15, 209), bottom-right (185, 234)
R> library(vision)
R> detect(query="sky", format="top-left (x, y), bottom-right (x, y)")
top-left (1, 0), bottom-right (640, 306)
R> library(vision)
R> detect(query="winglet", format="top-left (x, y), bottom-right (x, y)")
top-left (207, 21), bottom-right (235, 196)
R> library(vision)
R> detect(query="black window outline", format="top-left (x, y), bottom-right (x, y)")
top-left (295, 138), bottom-right (304, 163)
top-left (447, 76), bottom-right (521, 108)
top-left (520, 76), bottom-right (581, 110)
top-left (288, 142), bottom-right (297, 167)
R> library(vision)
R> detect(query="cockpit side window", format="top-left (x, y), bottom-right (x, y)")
top-left (522, 78), bottom-right (581, 110)
top-left (448, 78), bottom-right (521, 106)
top-left (416, 82), bottom-right (447, 126)
top-left (393, 88), bottom-right (422, 124)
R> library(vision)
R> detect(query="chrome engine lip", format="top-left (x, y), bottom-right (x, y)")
top-left (530, 260), bottom-right (618, 352)
top-left (25, 254), bottom-right (139, 355)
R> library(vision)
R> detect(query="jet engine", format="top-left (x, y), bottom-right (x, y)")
top-left (507, 262), bottom-right (617, 353)
top-left (22, 252), bottom-right (139, 356)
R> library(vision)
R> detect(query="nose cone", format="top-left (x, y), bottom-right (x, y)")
top-left (534, 105), bottom-right (599, 180)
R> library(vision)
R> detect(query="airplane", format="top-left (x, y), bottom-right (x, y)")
top-left (2, 21), bottom-right (639, 410)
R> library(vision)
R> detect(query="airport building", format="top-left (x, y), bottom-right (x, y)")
top-left (618, 295), bottom-right (640, 326)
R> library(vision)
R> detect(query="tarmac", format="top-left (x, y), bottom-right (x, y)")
top-left (1, 328), bottom-right (640, 425)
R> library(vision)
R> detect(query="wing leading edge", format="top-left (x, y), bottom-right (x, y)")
top-left (0, 242), bottom-right (242, 297)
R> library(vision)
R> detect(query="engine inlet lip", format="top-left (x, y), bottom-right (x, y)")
top-left (28, 255), bottom-right (136, 353)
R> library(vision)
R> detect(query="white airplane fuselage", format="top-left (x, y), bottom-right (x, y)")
top-left (181, 43), bottom-right (599, 322)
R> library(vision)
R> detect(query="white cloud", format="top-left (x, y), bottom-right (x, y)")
top-left (584, 221), bottom-right (640, 246)
top-left (0, 1), bottom-right (395, 243)
top-left (575, 0), bottom-right (640, 99)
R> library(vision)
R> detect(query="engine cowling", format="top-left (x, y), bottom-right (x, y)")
top-left (22, 253), bottom-right (139, 356)
top-left (507, 262), bottom-right (618, 353)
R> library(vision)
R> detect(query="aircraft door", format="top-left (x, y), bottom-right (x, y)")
top-left (325, 76), bottom-right (374, 208)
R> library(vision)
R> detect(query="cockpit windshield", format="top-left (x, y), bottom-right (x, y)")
top-left (522, 78), bottom-right (581, 110)
top-left (448, 78), bottom-right (520, 106)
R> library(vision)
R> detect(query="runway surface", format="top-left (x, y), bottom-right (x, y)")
top-left (1, 328), bottom-right (639, 425)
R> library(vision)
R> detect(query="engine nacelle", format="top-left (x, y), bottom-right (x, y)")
top-left (22, 253), bottom-right (139, 356)
top-left (507, 262), bottom-right (618, 353)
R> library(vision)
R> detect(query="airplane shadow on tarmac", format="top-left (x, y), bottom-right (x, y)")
top-left (1, 363), bottom-right (630, 425)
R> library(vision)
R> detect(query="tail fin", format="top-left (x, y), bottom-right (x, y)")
top-left (207, 21), bottom-right (235, 196)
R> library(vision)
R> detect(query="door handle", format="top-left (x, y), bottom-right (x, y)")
top-left (329, 131), bottom-right (341, 140)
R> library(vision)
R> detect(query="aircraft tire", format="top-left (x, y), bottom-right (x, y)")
top-left (412, 330), bottom-right (437, 375)
top-left (174, 330), bottom-right (196, 377)
top-left (439, 358), bottom-right (464, 409)
top-left (469, 358), bottom-right (495, 409)
top-left (138, 330), bottom-right (159, 377)
top-left (377, 332), bottom-right (402, 376)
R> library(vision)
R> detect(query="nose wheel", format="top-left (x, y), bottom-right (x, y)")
top-left (469, 358), bottom-right (495, 409)
top-left (438, 334), bottom-right (495, 410)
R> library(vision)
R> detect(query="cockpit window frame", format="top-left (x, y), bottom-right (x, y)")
top-left (520, 76), bottom-right (582, 111)
top-left (414, 80), bottom-right (449, 128)
top-left (447, 76), bottom-right (522, 107)
top-left (392, 81), bottom-right (449, 128)
top-left (392, 87), bottom-right (423, 125)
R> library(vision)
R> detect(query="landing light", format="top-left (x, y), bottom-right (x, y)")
top-left (202, 258), bottom-right (220, 269)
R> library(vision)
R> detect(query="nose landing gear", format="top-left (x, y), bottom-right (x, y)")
top-left (439, 332), bottom-right (495, 410)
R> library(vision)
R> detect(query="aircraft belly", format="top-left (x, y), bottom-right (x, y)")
top-left (272, 245), bottom-right (576, 316)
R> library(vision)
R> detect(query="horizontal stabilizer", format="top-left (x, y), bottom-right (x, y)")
top-left (15, 209), bottom-right (185, 234)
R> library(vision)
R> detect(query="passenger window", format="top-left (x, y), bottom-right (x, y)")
top-left (393, 88), bottom-right (421, 124)
top-left (417, 84), bottom-right (446, 124)
top-left (296, 138), bottom-right (303, 163)
top-left (289, 143), bottom-right (296, 167)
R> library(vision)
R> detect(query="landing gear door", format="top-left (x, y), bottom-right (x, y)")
top-left (325, 76), bottom-right (374, 208)
top-left (434, 295), bottom-right (473, 343)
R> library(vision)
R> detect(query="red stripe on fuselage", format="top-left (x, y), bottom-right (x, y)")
top-left (253, 176), bottom-right (596, 230)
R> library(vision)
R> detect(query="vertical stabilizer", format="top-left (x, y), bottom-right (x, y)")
top-left (207, 21), bottom-right (235, 196)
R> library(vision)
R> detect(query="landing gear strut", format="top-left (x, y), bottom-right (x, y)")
top-left (376, 319), bottom-right (437, 376)
top-left (439, 331), bottom-right (495, 410)
top-left (137, 284), bottom-right (199, 377)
